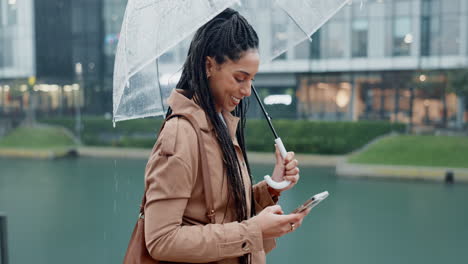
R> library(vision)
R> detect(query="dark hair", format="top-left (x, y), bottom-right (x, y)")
top-left (166, 8), bottom-right (258, 264)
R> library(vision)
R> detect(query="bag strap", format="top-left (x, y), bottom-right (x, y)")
top-left (139, 113), bottom-right (216, 224)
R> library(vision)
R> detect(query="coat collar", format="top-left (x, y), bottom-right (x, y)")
top-left (167, 89), bottom-right (240, 138)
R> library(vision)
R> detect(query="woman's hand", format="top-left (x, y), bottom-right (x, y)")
top-left (270, 145), bottom-right (300, 193)
top-left (250, 205), bottom-right (311, 239)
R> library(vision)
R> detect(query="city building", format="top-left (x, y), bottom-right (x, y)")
top-left (255, 0), bottom-right (468, 128)
top-left (152, 0), bottom-right (468, 127)
top-left (0, 0), bottom-right (35, 117)
top-left (0, 0), bottom-right (105, 118)
top-left (1, 0), bottom-right (467, 128)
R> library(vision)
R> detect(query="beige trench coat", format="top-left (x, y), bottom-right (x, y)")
top-left (144, 89), bottom-right (277, 264)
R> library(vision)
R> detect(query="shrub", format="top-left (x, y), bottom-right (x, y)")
top-left (40, 116), bottom-right (405, 154)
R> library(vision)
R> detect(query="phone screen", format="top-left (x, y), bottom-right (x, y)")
top-left (292, 191), bottom-right (329, 214)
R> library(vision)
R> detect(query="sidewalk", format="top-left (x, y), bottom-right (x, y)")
top-left (77, 146), bottom-right (345, 166)
top-left (0, 147), bottom-right (77, 159)
top-left (3, 146), bottom-right (467, 183)
top-left (336, 159), bottom-right (468, 183)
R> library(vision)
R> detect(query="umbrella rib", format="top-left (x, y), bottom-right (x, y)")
top-left (276, 4), bottom-right (312, 42)
top-left (156, 59), bottom-right (166, 117)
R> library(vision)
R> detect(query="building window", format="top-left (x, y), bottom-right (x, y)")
top-left (420, 0), bottom-right (431, 56)
top-left (440, 0), bottom-right (460, 55)
top-left (297, 74), bottom-right (351, 121)
top-left (352, 20), bottom-right (368, 57)
top-left (440, 17), bottom-right (460, 55)
top-left (294, 39), bottom-right (311, 60)
top-left (271, 8), bottom-right (289, 60)
top-left (6, 0), bottom-right (17, 26)
top-left (310, 29), bottom-right (321, 59)
top-left (420, 0), bottom-right (460, 56)
top-left (0, 1), bottom-right (3, 27)
top-left (387, 0), bottom-right (412, 57)
top-left (392, 17), bottom-right (412, 56)
top-left (0, 38), bottom-right (13, 67)
top-left (325, 21), bottom-right (345, 58)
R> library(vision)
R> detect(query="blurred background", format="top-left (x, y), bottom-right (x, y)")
top-left (1, 0), bottom-right (467, 263)
top-left (1, 0), bottom-right (467, 127)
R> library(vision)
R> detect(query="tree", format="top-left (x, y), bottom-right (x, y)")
top-left (448, 69), bottom-right (468, 98)
top-left (447, 69), bottom-right (468, 129)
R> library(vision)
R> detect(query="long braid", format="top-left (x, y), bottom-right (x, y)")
top-left (167, 9), bottom-right (259, 264)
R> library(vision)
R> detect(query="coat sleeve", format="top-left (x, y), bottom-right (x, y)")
top-left (253, 180), bottom-right (277, 254)
top-left (144, 118), bottom-right (265, 263)
top-left (253, 181), bottom-right (278, 210)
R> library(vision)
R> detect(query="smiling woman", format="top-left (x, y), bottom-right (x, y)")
top-left (206, 49), bottom-right (259, 113)
top-left (126, 8), bottom-right (304, 264)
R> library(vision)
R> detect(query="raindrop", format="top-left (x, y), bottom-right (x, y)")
top-left (114, 160), bottom-right (119, 213)
top-left (115, 177), bottom-right (119, 192)
top-left (114, 160), bottom-right (119, 192)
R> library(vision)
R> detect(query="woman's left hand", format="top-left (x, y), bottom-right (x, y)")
top-left (270, 145), bottom-right (300, 193)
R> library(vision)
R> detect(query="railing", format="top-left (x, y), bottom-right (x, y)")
top-left (0, 213), bottom-right (8, 264)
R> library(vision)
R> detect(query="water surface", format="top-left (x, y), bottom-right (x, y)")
top-left (0, 157), bottom-right (467, 263)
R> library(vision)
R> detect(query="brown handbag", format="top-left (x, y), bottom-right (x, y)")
top-left (123, 113), bottom-right (216, 264)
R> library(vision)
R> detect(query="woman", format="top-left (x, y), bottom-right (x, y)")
top-left (144, 8), bottom-right (309, 264)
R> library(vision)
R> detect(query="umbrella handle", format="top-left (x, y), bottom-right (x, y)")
top-left (264, 138), bottom-right (293, 190)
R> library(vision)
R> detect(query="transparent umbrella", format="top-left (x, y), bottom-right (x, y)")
top-left (113, 0), bottom-right (350, 187)
top-left (113, 0), bottom-right (350, 124)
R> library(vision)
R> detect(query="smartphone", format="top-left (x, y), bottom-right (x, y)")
top-left (292, 191), bottom-right (329, 214)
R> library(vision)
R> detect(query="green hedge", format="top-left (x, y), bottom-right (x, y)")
top-left (40, 116), bottom-right (405, 154)
top-left (39, 116), bottom-right (163, 148)
top-left (245, 120), bottom-right (405, 154)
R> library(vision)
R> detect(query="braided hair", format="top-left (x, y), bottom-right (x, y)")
top-left (165, 8), bottom-right (258, 264)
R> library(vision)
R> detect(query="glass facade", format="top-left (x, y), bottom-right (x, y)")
top-left (324, 19), bottom-right (347, 58)
top-left (266, 0), bottom-right (467, 125)
top-left (351, 3), bottom-right (368, 58)
top-left (0, 0), bottom-right (467, 124)
top-left (103, 0), bottom-right (127, 76)
top-left (297, 71), bottom-right (459, 125)
top-left (0, 0), bottom-right (18, 68)
top-left (289, 0), bottom-right (466, 61)
top-left (421, 0), bottom-right (461, 56)
top-left (352, 19), bottom-right (368, 58)
top-left (297, 74), bottom-right (352, 120)
top-left (0, 37), bottom-right (13, 68)
top-left (271, 7), bottom-right (289, 60)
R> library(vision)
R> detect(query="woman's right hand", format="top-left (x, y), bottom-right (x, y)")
top-left (250, 205), bottom-right (311, 239)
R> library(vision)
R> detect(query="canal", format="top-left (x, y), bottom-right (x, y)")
top-left (0, 157), bottom-right (467, 263)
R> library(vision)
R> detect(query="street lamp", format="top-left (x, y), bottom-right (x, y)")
top-left (25, 76), bottom-right (36, 126)
top-left (74, 63), bottom-right (83, 144)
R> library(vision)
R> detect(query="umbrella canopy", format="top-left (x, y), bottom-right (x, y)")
top-left (113, 0), bottom-right (350, 124)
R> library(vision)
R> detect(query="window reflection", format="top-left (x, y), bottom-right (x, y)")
top-left (326, 21), bottom-right (346, 58)
top-left (352, 20), bottom-right (368, 58)
top-left (7, 0), bottom-right (17, 26)
top-left (297, 71), bottom-right (459, 125)
top-left (271, 7), bottom-right (289, 60)
top-left (392, 17), bottom-right (412, 56)
top-left (421, 0), bottom-right (461, 56)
